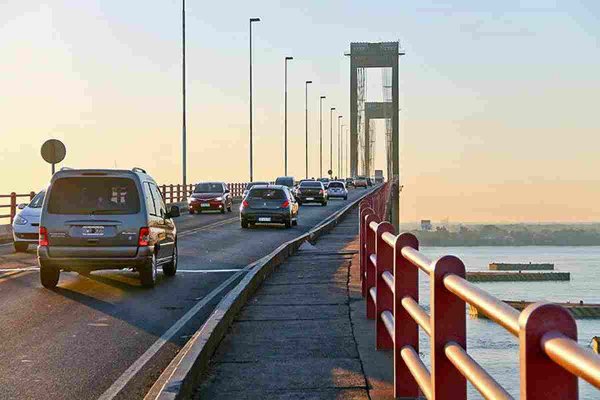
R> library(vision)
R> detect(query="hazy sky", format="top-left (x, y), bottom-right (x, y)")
top-left (1, 1), bottom-right (599, 223)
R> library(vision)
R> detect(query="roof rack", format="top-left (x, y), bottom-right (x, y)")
top-left (132, 167), bottom-right (146, 174)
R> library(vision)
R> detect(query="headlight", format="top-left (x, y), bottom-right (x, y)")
top-left (14, 215), bottom-right (28, 225)
top-left (215, 197), bottom-right (223, 201)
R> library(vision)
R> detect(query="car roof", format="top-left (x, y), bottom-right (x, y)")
top-left (250, 184), bottom-right (286, 189)
top-left (50, 168), bottom-right (154, 183)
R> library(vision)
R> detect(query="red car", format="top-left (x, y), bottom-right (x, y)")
top-left (188, 182), bottom-right (233, 214)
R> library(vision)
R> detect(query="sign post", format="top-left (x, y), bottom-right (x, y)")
top-left (41, 139), bottom-right (66, 176)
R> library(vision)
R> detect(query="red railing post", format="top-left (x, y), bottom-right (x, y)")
top-left (376, 221), bottom-right (395, 350)
top-left (519, 302), bottom-right (578, 399)
top-left (393, 232), bottom-right (420, 398)
top-left (365, 213), bottom-right (380, 320)
top-left (431, 255), bottom-right (467, 400)
top-left (359, 205), bottom-right (375, 298)
top-left (176, 184), bottom-right (181, 202)
top-left (29, 191), bottom-right (35, 201)
top-left (9, 192), bottom-right (16, 224)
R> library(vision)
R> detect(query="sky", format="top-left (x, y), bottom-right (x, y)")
top-left (1, 0), bottom-right (600, 223)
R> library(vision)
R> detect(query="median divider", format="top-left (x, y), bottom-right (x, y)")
top-left (145, 186), bottom-right (384, 400)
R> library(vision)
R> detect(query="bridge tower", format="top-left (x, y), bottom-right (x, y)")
top-left (347, 42), bottom-right (404, 228)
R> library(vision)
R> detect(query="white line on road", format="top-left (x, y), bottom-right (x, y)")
top-left (96, 265), bottom-right (250, 400)
top-left (178, 269), bottom-right (242, 273)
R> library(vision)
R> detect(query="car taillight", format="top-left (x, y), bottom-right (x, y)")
top-left (39, 226), bottom-right (49, 246)
top-left (242, 200), bottom-right (249, 208)
top-left (281, 200), bottom-right (289, 208)
top-left (138, 227), bottom-right (150, 246)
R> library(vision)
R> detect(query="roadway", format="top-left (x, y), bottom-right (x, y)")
top-left (0, 188), bottom-right (369, 400)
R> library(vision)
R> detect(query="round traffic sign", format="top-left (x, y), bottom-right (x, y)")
top-left (41, 139), bottom-right (66, 164)
top-left (327, 169), bottom-right (333, 176)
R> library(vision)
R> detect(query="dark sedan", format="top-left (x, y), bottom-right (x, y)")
top-left (296, 181), bottom-right (327, 206)
top-left (188, 182), bottom-right (233, 214)
top-left (240, 185), bottom-right (298, 228)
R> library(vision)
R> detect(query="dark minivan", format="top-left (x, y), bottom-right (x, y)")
top-left (38, 168), bottom-right (180, 289)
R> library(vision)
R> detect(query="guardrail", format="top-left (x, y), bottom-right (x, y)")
top-left (0, 182), bottom-right (249, 224)
top-left (359, 199), bottom-right (600, 399)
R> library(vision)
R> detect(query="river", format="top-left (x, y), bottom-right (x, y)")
top-left (416, 246), bottom-right (599, 399)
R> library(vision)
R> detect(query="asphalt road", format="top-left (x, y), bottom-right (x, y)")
top-left (0, 188), bottom-right (370, 400)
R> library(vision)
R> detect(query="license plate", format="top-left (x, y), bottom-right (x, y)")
top-left (82, 226), bottom-right (104, 236)
top-left (306, 197), bottom-right (314, 201)
top-left (201, 203), bottom-right (210, 208)
top-left (258, 217), bottom-right (271, 222)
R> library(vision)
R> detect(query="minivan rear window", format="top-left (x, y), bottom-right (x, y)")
top-left (329, 182), bottom-right (344, 188)
top-left (275, 177), bottom-right (294, 187)
top-left (248, 188), bottom-right (285, 200)
top-left (48, 177), bottom-right (140, 215)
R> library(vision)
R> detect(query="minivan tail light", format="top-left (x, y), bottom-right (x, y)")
top-left (281, 200), bottom-right (289, 208)
top-left (39, 226), bottom-right (49, 246)
top-left (138, 227), bottom-right (150, 246)
top-left (242, 200), bottom-right (249, 208)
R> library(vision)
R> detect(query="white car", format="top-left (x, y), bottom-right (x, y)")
top-left (327, 181), bottom-right (348, 200)
top-left (12, 190), bottom-right (45, 252)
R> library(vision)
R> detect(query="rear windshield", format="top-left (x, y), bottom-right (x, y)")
top-left (275, 177), bottom-right (294, 186)
top-left (29, 191), bottom-right (45, 208)
top-left (248, 188), bottom-right (285, 200)
top-left (300, 181), bottom-right (322, 188)
top-left (48, 177), bottom-right (140, 215)
top-left (329, 182), bottom-right (344, 188)
top-left (245, 182), bottom-right (269, 190)
top-left (195, 183), bottom-right (223, 193)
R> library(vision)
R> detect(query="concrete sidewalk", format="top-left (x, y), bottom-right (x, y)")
top-left (195, 207), bottom-right (396, 399)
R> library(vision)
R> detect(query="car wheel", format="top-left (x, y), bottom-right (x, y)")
top-left (292, 219), bottom-right (298, 226)
top-left (284, 219), bottom-right (291, 228)
top-left (344, 196), bottom-right (348, 200)
top-left (163, 243), bottom-right (177, 277)
top-left (189, 209), bottom-right (195, 215)
top-left (321, 201), bottom-right (327, 206)
top-left (241, 220), bottom-right (249, 229)
top-left (14, 242), bottom-right (28, 252)
top-left (140, 253), bottom-right (158, 288)
top-left (220, 207), bottom-right (225, 214)
top-left (40, 266), bottom-right (60, 289)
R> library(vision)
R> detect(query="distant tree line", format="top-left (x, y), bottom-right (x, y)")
top-left (415, 225), bottom-right (600, 246)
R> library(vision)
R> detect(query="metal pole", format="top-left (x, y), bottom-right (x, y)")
top-left (304, 80), bottom-right (312, 179)
top-left (319, 96), bottom-right (326, 178)
top-left (329, 107), bottom-right (335, 175)
top-left (249, 18), bottom-right (260, 182)
top-left (182, 0), bottom-right (187, 199)
top-left (284, 56), bottom-right (293, 176)
top-left (338, 115), bottom-right (343, 179)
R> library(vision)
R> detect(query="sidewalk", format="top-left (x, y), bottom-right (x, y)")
top-left (195, 207), bottom-right (395, 399)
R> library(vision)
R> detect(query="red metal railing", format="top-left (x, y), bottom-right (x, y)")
top-left (1, 182), bottom-right (249, 224)
top-left (359, 198), bottom-right (600, 399)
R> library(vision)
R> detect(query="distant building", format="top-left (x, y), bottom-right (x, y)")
top-left (421, 219), bottom-right (432, 231)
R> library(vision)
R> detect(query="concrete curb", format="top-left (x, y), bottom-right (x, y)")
top-left (145, 187), bottom-right (379, 400)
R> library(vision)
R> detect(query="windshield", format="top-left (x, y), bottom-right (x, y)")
top-left (329, 182), bottom-right (344, 188)
top-left (300, 182), bottom-right (322, 188)
top-left (248, 188), bottom-right (285, 200)
top-left (275, 177), bottom-right (294, 187)
top-left (194, 183), bottom-right (223, 193)
top-left (28, 190), bottom-right (45, 208)
top-left (48, 177), bottom-right (140, 215)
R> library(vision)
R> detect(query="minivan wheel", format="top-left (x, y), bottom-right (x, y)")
top-left (241, 220), bottom-right (249, 229)
top-left (163, 244), bottom-right (178, 277)
top-left (14, 242), bottom-right (28, 252)
top-left (40, 267), bottom-right (60, 289)
top-left (140, 254), bottom-right (157, 288)
top-left (284, 219), bottom-right (291, 229)
top-left (292, 219), bottom-right (298, 226)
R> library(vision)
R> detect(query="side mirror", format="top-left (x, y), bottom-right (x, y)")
top-left (167, 205), bottom-right (180, 219)
top-left (224, 189), bottom-right (230, 194)
top-left (17, 203), bottom-right (27, 210)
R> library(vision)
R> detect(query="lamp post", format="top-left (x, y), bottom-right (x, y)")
top-left (249, 17), bottom-right (260, 182)
top-left (304, 80), bottom-right (312, 178)
top-left (284, 56), bottom-right (293, 175)
top-left (182, 0), bottom-right (187, 199)
top-left (340, 123), bottom-right (345, 179)
top-left (337, 115), bottom-right (343, 179)
top-left (319, 96), bottom-right (326, 178)
top-left (329, 107), bottom-right (336, 176)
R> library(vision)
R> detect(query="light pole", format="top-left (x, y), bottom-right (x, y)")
top-left (182, 0), bottom-right (187, 198)
top-left (319, 96), bottom-right (326, 178)
top-left (284, 56), bottom-right (293, 175)
top-left (249, 17), bottom-right (260, 182)
top-left (337, 115), bottom-right (343, 179)
top-left (340, 123), bottom-right (345, 179)
top-left (329, 107), bottom-right (336, 176)
top-left (304, 81), bottom-right (312, 178)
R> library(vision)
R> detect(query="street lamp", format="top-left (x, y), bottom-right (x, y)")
top-left (337, 115), bottom-right (343, 179)
top-left (182, 0), bottom-right (187, 199)
top-left (319, 96), bottom-right (326, 178)
top-left (340, 123), bottom-right (345, 179)
top-left (304, 80), bottom-right (313, 179)
top-left (329, 107), bottom-right (336, 176)
top-left (284, 56), bottom-right (293, 175)
top-left (249, 17), bottom-right (260, 182)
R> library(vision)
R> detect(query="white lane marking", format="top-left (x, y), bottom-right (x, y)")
top-left (178, 217), bottom-right (238, 238)
top-left (178, 269), bottom-right (242, 273)
top-left (0, 270), bottom-right (34, 284)
top-left (97, 265), bottom-right (250, 400)
top-left (0, 267), bottom-right (40, 272)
